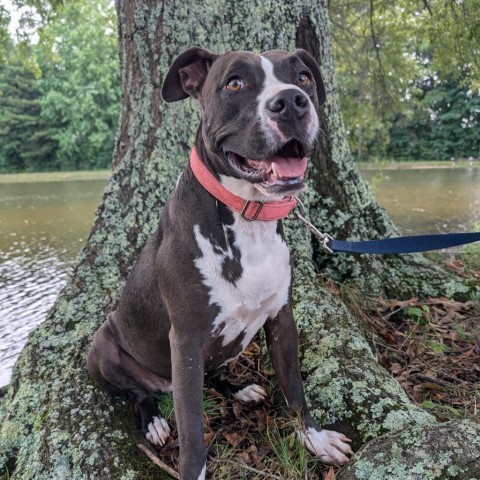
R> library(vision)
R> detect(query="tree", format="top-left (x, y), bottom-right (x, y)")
top-left (388, 79), bottom-right (480, 160)
top-left (0, 0), bottom-right (119, 172)
top-left (329, 0), bottom-right (480, 161)
top-left (0, 1), bottom-right (478, 479)
top-left (0, 5), bottom-right (10, 64)
top-left (0, 59), bottom-right (58, 172)
top-left (34, 0), bottom-right (120, 170)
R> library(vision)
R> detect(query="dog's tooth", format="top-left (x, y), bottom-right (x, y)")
top-left (262, 160), bottom-right (273, 174)
top-left (271, 162), bottom-right (279, 179)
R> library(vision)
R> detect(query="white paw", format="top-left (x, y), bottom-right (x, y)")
top-left (145, 416), bottom-right (170, 447)
top-left (233, 384), bottom-right (267, 403)
top-left (300, 428), bottom-right (353, 465)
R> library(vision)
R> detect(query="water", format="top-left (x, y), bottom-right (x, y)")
top-left (0, 167), bottom-right (479, 387)
top-left (0, 180), bottom-right (106, 387)
top-left (361, 167), bottom-right (480, 234)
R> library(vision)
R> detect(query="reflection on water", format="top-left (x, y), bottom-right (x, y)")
top-left (361, 167), bottom-right (480, 234)
top-left (0, 180), bottom-right (106, 387)
top-left (0, 167), bottom-right (479, 387)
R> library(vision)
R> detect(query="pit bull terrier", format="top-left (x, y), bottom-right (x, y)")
top-left (87, 46), bottom-right (353, 479)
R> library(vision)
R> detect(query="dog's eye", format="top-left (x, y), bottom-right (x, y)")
top-left (226, 78), bottom-right (245, 92)
top-left (297, 73), bottom-right (311, 87)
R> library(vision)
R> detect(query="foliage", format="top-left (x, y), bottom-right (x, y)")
top-left (1, 0), bottom-right (479, 171)
top-left (388, 80), bottom-right (480, 160)
top-left (459, 221), bottom-right (480, 273)
top-left (0, 0), bottom-right (119, 172)
top-left (0, 5), bottom-right (11, 64)
top-left (34, 0), bottom-right (120, 170)
top-left (363, 295), bottom-right (480, 421)
top-left (0, 58), bottom-right (58, 172)
top-left (329, 0), bottom-right (480, 161)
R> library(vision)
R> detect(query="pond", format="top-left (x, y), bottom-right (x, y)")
top-left (361, 166), bottom-right (480, 234)
top-left (1, 166), bottom-right (479, 387)
top-left (0, 180), bottom-right (106, 387)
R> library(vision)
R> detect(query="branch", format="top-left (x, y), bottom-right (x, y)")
top-left (329, 17), bottom-right (369, 39)
top-left (368, 0), bottom-right (388, 94)
top-left (422, 0), bottom-right (433, 16)
top-left (137, 444), bottom-right (180, 479)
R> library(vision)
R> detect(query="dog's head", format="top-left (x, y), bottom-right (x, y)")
top-left (162, 47), bottom-right (325, 196)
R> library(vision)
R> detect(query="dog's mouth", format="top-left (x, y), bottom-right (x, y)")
top-left (226, 139), bottom-right (308, 192)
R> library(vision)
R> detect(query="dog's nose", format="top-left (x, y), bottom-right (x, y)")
top-left (266, 89), bottom-right (309, 119)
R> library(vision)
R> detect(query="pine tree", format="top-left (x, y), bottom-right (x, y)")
top-left (0, 62), bottom-right (58, 172)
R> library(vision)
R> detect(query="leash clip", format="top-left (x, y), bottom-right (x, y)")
top-left (293, 197), bottom-right (334, 254)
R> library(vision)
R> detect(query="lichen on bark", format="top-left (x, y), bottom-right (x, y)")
top-left (284, 217), bottom-right (435, 441)
top-left (338, 420), bottom-right (480, 480)
top-left (0, 1), bottom-right (477, 479)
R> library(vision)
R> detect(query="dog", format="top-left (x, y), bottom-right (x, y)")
top-left (87, 46), bottom-right (353, 479)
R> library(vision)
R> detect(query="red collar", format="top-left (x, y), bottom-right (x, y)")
top-left (189, 148), bottom-right (297, 221)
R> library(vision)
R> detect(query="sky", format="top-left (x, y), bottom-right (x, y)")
top-left (1, 0), bottom-right (40, 43)
top-left (1, 0), bottom-right (20, 35)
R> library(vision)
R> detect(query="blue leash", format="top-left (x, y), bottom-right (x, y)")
top-left (329, 232), bottom-right (480, 254)
top-left (293, 201), bottom-right (480, 255)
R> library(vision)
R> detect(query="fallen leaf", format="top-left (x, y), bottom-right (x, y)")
top-left (325, 466), bottom-right (336, 480)
top-left (222, 431), bottom-right (243, 447)
top-left (203, 432), bottom-right (214, 446)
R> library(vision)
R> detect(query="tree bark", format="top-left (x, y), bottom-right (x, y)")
top-left (0, 1), bottom-right (477, 479)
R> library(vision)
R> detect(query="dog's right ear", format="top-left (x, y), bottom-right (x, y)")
top-left (161, 47), bottom-right (219, 103)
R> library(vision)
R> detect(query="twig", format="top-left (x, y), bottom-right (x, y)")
top-left (414, 374), bottom-right (451, 388)
top-left (368, 0), bottom-right (388, 93)
top-left (137, 444), bottom-right (180, 479)
top-left (237, 460), bottom-right (283, 479)
top-left (329, 17), bottom-right (369, 38)
top-left (423, 0), bottom-right (433, 16)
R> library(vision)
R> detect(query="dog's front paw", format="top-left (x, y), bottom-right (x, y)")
top-left (145, 416), bottom-right (171, 447)
top-left (233, 384), bottom-right (267, 403)
top-left (300, 428), bottom-right (353, 465)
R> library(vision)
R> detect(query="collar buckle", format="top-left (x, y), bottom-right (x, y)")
top-left (241, 200), bottom-right (264, 221)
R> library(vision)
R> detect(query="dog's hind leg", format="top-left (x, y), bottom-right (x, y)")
top-left (137, 396), bottom-right (170, 447)
top-left (87, 319), bottom-right (172, 446)
top-left (206, 370), bottom-right (267, 404)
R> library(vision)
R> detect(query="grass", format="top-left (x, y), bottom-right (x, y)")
top-left (150, 350), bottom-right (329, 479)
top-left (458, 222), bottom-right (480, 274)
top-left (0, 170), bottom-right (110, 184)
top-left (153, 392), bottom-right (175, 422)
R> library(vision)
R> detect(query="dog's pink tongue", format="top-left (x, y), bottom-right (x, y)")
top-left (264, 156), bottom-right (307, 179)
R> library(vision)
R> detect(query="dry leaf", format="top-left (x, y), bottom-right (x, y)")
top-left (222, 431), bottom-right (243, 447)
top-left (203, 432), bottom-right (214, 446)
top-left (325, 466), bottom-right (336, 480)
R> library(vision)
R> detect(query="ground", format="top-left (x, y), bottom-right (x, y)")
top-left (134, 252), bottom-right (479, 479)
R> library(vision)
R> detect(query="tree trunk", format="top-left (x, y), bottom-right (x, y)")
top-left (0, 1), bottom-right (477, 479)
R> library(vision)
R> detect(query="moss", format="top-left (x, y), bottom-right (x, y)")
top-left (284, 211), bottom-right (436, 444)
top-left (338, 421), bottom-right (480, 480)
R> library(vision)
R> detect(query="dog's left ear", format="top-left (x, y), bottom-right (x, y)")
top-left (293, 49), bottom-right (326, 106)
top-left (162, 47), bottom-right (219, 102)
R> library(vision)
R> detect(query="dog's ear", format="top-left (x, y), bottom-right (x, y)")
top-left (162, 47), bottom-right (219, 102)
top-left (293, 49), bottom-right (326, 106)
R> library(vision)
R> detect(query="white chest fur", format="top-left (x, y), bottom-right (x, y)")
top-left (194, 212), bottom-right (291, 357)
